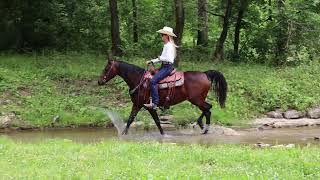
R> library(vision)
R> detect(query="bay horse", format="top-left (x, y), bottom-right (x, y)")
top-left (98, 58), bottom-right (227, 135)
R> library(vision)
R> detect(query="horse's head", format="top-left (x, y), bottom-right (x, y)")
top-left (98, 59), bottom-right (119, 85)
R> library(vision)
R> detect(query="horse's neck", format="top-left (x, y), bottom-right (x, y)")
top-left (117, 65), bottom-right (145, 90)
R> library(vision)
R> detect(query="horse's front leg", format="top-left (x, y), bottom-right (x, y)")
top-left (122, 105), bottom-right (141, 135)
top-left (147, 109), bottom-right (164, 135)
top-left (196, 112), bottom-right (205, 129)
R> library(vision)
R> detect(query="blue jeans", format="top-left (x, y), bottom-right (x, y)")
top-left (150, 64), bottom-right (174, 105)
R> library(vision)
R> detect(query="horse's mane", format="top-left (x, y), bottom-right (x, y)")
top-left (117, 61), bottom-right (145, 79)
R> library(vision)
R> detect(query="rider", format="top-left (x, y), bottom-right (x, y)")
top-left (144, 26), bottom-right (178, 109)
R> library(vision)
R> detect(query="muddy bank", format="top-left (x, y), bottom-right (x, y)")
top-left (0, 111), bottom-right (116, 131)
top-left (0, 112), bottom-right (32, 130)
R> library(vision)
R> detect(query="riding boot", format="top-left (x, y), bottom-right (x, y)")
top-left (144, 98), bottom-right (158, 109)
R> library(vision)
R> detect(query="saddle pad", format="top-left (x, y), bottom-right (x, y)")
top-left (159, 72), bottom-right (183, 83)
top-left (158, 77), bottom-right (184, 89)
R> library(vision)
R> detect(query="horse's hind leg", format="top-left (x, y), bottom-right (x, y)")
top-left (189, 99), bottom-right (212, 134)
top-left (202, 102), bottom-right (212, 134)
top-left (122, 105), bottom-right (141, 135)
top-left (147, 109), bottom-right (164, 135)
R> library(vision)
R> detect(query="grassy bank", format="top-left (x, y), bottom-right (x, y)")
top-left (0, 138), bottom-right (319, 179)
top-left (1, 54), bottom-right (320, 127)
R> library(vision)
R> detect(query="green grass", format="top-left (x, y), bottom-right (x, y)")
top-left (0, 137), bottom-right (319, 179)
top-left (1, 54), bottom-right (320, 128)
top-left (0, 54), bottom-right (112, 127)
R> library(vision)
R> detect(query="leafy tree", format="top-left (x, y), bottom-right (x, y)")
top-left (109, 0), bottom-right (123, 56)
top-left (213, 0), bottom-right (233, 61)
top-left (197, 0), bottom-right (209, 46)
top-left (0, 0), bottom-right (319, 65)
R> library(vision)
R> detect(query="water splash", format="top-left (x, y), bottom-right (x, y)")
top-left (105, 110), bottom-right (126, 136)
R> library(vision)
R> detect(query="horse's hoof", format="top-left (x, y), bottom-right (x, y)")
top-left (121, 129), bottom-right (128, 135)
top-left (201, 125), bottom-right (210, 134)
top-left (202, 129), bottom-right (209, 134)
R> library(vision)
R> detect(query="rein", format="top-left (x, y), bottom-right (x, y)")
top-left (129, 64), bottom-right (151, 95)
top-left (129, 74), bottom-right (146, 95)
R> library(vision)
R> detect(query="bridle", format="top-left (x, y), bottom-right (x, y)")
top-left (101, 61), bottom-right (114, 84)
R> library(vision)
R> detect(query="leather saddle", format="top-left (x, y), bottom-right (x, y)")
top-left (144, 69), bottom-right (184, 89)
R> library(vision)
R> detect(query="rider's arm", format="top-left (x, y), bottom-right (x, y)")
top-left (150, 57), bottom-right (160, 63)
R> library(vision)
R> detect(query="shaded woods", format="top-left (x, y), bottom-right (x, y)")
top-left (1, 0), bottom-right (319, 65)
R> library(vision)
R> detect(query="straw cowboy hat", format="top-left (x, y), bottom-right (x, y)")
top-left (156, 26), bottom-right (177, 37)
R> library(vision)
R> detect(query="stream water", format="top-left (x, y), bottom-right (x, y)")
top-left (1, 126), bottom-right (319, 146)
top-left (1, 110), bottom-right (319, 145)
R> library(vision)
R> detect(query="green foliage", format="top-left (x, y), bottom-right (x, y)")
top-left (239, 0), bottom-right (320, 65)
top-left (1, 0), bottom-right (319, 65)
top-left (0, 0), bottom-right (109, 51)
top-left (0, 54), bottom-right (111, 127)
top-left (0, 138), bottom-right (320, 178)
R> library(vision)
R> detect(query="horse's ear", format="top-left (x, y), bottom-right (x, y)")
top-left (107, 52), bottom-right (113, 62)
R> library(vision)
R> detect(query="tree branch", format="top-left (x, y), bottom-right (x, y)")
top-left (204, 10), bottom-right (225, 18)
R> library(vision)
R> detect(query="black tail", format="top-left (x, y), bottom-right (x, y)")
top-left (205, 70), bottom-right (227, 108)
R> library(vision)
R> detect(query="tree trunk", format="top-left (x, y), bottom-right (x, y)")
top-left (132, 0), bottom-right (138, 43)
top-left (109, 0), bottom-right (123, 56)
top-left (197, 0), bottom-right (208, 46)
top-left (174, 0), bottom-right (185, 67)
top-left (233, 0), bottom-right (249, 58)
top-left (213, 0), bottom-right (232, 61)
top-left (275, 0), bottom-right (288, 65)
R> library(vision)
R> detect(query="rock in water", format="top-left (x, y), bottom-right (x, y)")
top-left (272, 144), bottom-right (295, 148)
top-left (307, 108), bottom-right (320, 119)
top-left (272, 144), bottom-right (285, 148)
top-left (284, 110), bottom-right (302, 119)
top-left (253, 118), bottom-right (320, 128)
top-left (286, 144), bottom-right (295, 148)
top-left (159, 115), bottom-right (174, 121)
top-left (266, 110), bottom-right (283, 118)
top-left (255, 143), bottom-right (271, 148)
top-left (211, 125), bottom-right (240, 136)
top-left (131, 121), bottom-right (144, 129)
